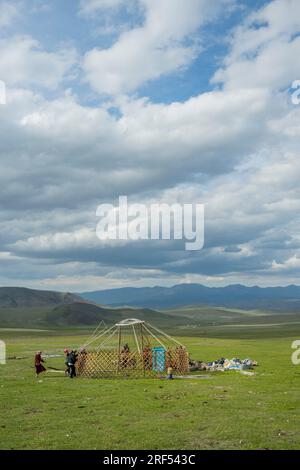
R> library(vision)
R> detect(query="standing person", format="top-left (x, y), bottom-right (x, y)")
top-left (167, 365), bottom-right (173, 380)
top-left (67, 350), bottom-right (78, 378)
top-left (34, 351), bottom-right (46, 378)
top-left (64, 348), bottom-right (69, 376)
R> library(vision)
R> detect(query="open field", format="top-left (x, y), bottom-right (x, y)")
top-left (1, 323), bottom-right (300, 450)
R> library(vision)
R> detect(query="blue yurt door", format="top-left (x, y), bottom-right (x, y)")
top-left (152, 347), bottom-right (165, 372)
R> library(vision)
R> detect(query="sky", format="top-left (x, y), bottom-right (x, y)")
top-left (1, 0), bottom-right (300, 292)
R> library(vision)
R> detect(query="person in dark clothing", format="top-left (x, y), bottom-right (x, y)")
top-left (64, 348), bottom-right (70, 376)
top-left (35, 351), bottom-right (46, 377)
top-left (67, 350), bottom-right (78, 378)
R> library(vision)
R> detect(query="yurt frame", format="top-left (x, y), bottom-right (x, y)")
top-left (76, 318), bottom-right (189, 378)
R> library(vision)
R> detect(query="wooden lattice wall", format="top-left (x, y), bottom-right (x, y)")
top-left (76, 347), bottom-right (189, 378)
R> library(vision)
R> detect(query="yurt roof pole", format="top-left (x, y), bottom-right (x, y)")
top-left (141, 322), bottom-right (145, 376)
top-left (90, 320), bottom-right (106, 338)
top-left (96, 327), bottom-right (118, 351)
top-left (148, 323), bottom-right (185, 347)
top-left (140, 323), bottom-right (144, 351)
top-left (79, 320), bottom-right (106, 349)
top-left (132, 325), bottom-right (141, 354)
top-left (117, 325), bottom-right (121, 373)
top-left (80, 324), bottom-right (116, 350)
top-left (143, 323), bottom-right (167, 349)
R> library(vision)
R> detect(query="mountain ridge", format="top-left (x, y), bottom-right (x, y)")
top-left (80, 283), bottom-right (300, 310)
top-left (0, 287), bottom-right (184, 327)
top-left (0, 286), bottom-right (82, 309)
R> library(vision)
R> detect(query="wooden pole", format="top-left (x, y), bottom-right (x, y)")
top-left (117, 326), bottom-right (121, 375)
top-left (141, 323), bottom-right (145, 377)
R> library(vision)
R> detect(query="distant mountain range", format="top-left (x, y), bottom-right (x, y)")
top-left (80, 283), bottom-right (300, 311)
top-left (1, 284), bottom-right (300, 329)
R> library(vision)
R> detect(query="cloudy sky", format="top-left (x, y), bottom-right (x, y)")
top-left (1, 0), bottom-right (300, 292)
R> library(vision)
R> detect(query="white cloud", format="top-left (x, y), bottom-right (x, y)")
top-left (12, 228), bottom-right (99, 252)
top-left (83, 0), bottom-right (233, 95)
top-left (1, 0), bottom-right (300, 289)
top-left (0, 1), bottom-right (19, 28)
top-left (4, 84), bottom-right (271, 205)
top-left (272, 255), bottom-right (300, 271)
top-left (213, 0), bottom-right (300, 90)
top-left (0, 251), bottom-right (20, 260)
top-left (0, 36), bottom-right (77, 89)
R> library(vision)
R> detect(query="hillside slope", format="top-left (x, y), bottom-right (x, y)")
top-left (0, 287), bottom-right (186, 328)
top-left (45, 302), bottom-right (180, 327)
top-left (0, 287), bottom-right (81, 309)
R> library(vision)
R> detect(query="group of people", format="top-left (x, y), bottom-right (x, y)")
top-left (34, 348), bottom-right (78, 378)
top-left (64, 349), bottom-right (78, 378)
top-left (34, 345), bottom-right (176, 379)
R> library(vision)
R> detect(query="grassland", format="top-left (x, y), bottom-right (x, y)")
top-left (1, 321), bottom-right (300, 450)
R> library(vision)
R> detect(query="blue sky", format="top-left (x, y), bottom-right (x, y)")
top-left (1, 0), bottom-right (300, 291)
top-left (2, 0), bottom-right (268, 103)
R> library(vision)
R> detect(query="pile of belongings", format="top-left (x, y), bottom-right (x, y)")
top-left (189, 357), bottom-right (258, 372)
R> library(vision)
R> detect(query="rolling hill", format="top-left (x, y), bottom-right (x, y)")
top-left (0, 287), bottom-right (186, 328)
top-left (0, 287), bottom-right (81, 309)
top-left (2, 285), bottom-right (300, 333)
top-left (45, 301), bottom-right (182, 327)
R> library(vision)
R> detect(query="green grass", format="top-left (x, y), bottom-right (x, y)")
top-left (1, 325), bottom-right (300, 450)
